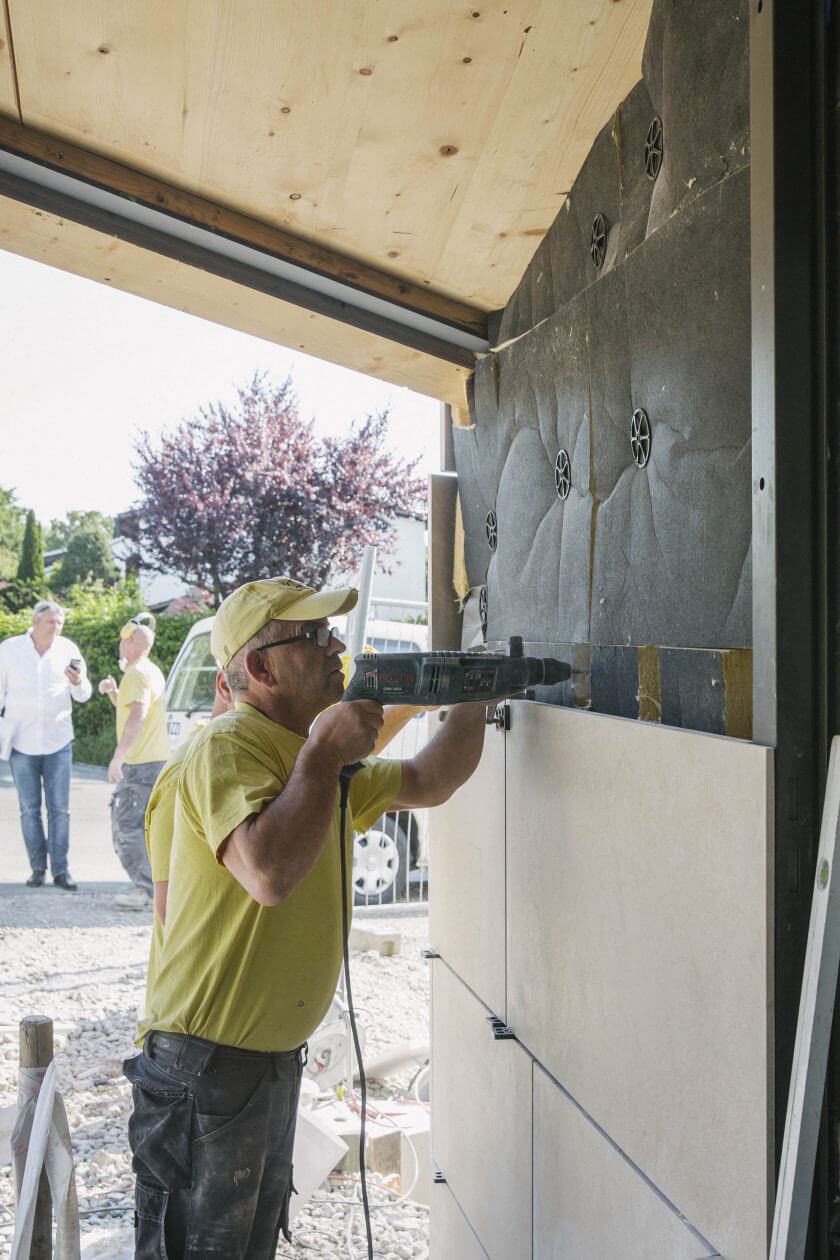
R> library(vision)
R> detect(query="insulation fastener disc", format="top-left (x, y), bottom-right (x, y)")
top-left (485, 510), bottom-right (498, 551)
top-left (590, 214), bottom-right (607, 269)
top-left (554, 449), bottom-right (571, 500)
top-left (630, 408), bottom-right (652, 468)
top-left (479, 585), bottom-right (488, 636)
top-left (645, 116), bottom-right (664, 180)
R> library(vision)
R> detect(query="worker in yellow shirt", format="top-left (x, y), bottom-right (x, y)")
top-left (98, 613), bottom-right (170, 911)
top-left (142, 661), bottom-right (423, 1023)
top-left (124, 576), bottom-right (489, 1259)
top-left (142, 669), bottom-right (234, 1028)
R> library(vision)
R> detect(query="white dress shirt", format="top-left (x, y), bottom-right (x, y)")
top-left (0, 630), bottom-right (92, 755)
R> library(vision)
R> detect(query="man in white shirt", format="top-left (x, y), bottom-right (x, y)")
top-left (0, 600), bottom-right (92, 889)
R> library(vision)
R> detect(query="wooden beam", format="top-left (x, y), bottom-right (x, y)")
top-left (0, 190), bottom-right (473, 406)
top-left (0, 114), bottom-right (488, 340)
top-left (429, 472), bottom-right (463, 650)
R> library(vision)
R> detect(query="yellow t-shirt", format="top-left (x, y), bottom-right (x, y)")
top-left (142, 731), bottom-right (201, 1021)
top-left (117, 658), bottom-right (170, 765)
top-left (138, 702), bottom-right (402, 1052)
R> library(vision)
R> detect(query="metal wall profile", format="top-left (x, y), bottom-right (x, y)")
top-left (0, 145), bottom-right (488, 368)
top-left (751, 0), bottom-right (831, 1252)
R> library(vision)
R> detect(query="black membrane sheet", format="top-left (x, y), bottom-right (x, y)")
top-left (455, 0), bottom-right (751, 729)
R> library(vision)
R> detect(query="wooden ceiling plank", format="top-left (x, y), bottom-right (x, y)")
top-left (7, 0), bottom-right (653, 309)
top-left (185, 1), bottom-right (373, 238)
top-left (0, 192), bottom-right (472, 405)
top-left (0, 0), bottom-right (20, 120)
top-left (332, 1), bottom-right (545, 285)
top-left (0, 115), bottom-right (487, 338)
top-left (438, 0), bottom-right (651, 284)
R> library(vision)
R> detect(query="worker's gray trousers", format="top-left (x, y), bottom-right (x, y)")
top-left (110, 761), bottom-right (164, 894)
top-left (125, 1031), bottom-right (304, 1259)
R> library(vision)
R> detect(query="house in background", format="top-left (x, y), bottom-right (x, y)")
top-left (339, 511), bottom-right (427, 621)
top-left (112, 508), bottom-right (427, 616)
top-left (111, 510), bottom-right (197, 611)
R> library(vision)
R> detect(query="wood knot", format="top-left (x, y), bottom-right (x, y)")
top-left (359, 67), bottom-right (373, 76)
top-left (439, 144), bottom-right (459, 157)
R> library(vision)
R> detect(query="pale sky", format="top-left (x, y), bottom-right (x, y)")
top-left (0, 248), bottom-right (441, 527)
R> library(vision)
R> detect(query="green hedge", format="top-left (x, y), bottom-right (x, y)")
top-left (0, 582), bottom-right (207, 765)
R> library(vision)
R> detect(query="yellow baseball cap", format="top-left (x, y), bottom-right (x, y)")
top-left (211, 577), bottom-right (358, 668)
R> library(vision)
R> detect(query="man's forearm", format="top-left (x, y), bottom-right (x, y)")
top-left (396, 703), bottom-right (486, 808)
top-left (222, 740), bottom-right (343, 906)
top-left (70, 677), bottom-right (92, 703)
top-left (154, 881), bottom-right (168, 925)
top-left (115, 713), bottom-right (143, 757)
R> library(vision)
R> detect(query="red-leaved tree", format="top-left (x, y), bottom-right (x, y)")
top-left (133, 375), bottom-right (427, 603)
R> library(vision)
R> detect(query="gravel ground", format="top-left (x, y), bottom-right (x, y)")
top-left (0, 888), bottom-right (431, 1259)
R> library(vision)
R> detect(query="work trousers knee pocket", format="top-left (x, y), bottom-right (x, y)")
top-left (134, 1179), bottom-right (170, 1260)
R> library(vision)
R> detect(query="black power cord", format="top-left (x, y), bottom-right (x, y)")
top-left (338, 762), bottom-right (374, 1260)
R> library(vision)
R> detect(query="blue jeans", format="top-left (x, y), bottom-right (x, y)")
top-left (9, 743), bottom-right (73, 877)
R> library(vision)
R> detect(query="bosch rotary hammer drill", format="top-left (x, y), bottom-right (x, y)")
top-left (342, 636), bottom-right (571, 706)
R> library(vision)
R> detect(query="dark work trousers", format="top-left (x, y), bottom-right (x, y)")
top-left (111, 761), bottom-right (165, 894)
top-left (124, 1030), bottom-right (305, 1259)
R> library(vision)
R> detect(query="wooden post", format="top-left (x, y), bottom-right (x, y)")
top-left (428, 472), bottom-right (463, 651)
top-left (19, 1016), bottom-right (54, 1260)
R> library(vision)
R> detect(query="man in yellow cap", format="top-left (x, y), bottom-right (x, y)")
top-left (125, 576), bottom-right (490, 1259)
top-left (98, 614), bottom-right (170, 911)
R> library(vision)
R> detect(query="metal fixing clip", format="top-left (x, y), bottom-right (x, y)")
top-left (486, 701), bottom-right (510, 732)
top-left (487, 1014), bottom-right (516, 1041)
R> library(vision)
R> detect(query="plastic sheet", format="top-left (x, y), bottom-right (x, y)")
top-left (11, 1061), bottom-right (80, 1260)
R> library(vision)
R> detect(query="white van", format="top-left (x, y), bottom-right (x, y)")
top-left (164, 614), bottom-right (430, 904)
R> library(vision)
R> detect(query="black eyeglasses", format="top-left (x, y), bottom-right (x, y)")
top-left (259, 624), bottom-right (337, 651)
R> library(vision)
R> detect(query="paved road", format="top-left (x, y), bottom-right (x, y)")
top-left (0, 757), bottom-right (129, 893)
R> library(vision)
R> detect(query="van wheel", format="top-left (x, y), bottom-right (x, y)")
top-left (353, 816), bottom-right (409, 905)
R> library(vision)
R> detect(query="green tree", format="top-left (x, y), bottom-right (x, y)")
top-left (0, 487), bottom-right (26, 579)
top-left (16, 510), bottom-right (45, 582)
top-left (45, 510), bottom-right (114, 551)
top-left (55, 520), bottom-right (117, 590)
